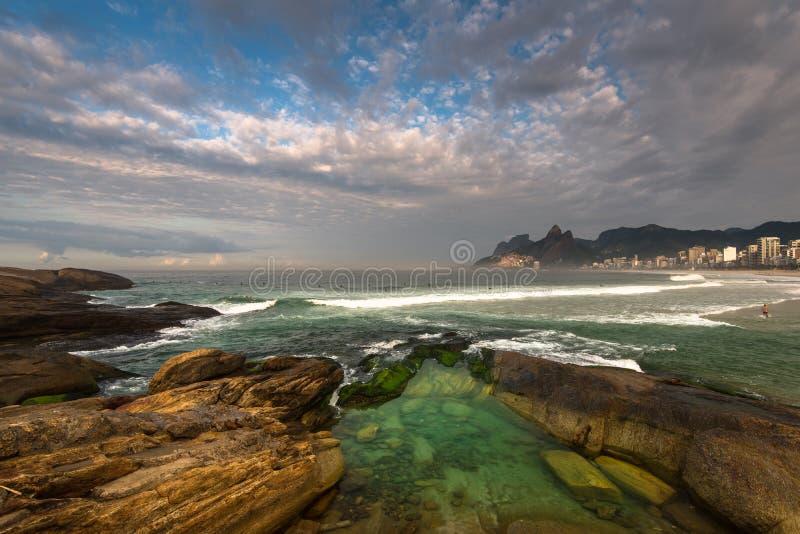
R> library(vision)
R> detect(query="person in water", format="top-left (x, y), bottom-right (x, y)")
top-left (762, 304), bottom-right (769, 318)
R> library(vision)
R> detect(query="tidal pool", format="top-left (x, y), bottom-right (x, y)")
top-left (328, 361), bottom-right (676, 533)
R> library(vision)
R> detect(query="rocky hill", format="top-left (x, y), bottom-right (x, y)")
top-left (475, 225), bottom-right (594, 266)
top-left (477, 220), bottom-right (800, 265)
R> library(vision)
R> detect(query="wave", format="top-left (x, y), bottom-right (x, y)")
top-left (670, 274), bottom-right (706, 282)
top-left (210, 300), bottom-right (276, 315)
top-left (362, 339), bottom-right (407, 354)
top-left (468, 330), bottom-right (644, 372)
top-left (567, 312), bottom-right (730, 327)
top-left (310, 282), bottom-right (722, 309)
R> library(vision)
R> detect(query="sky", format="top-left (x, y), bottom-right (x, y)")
top-left (1, 0), bottom-right (799, 270)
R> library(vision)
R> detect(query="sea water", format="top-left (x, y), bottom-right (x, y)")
top-left (75, 269), bottom-right (800, 405)
top-left (328, 362), bottom-right (670, 533)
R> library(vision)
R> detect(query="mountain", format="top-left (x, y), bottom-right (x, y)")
top-left (475, 225), bottom-right (594, 266)
top-left (594, 221), bottom-right (800, 258)
top-left (476, 221), bottom-right (800, 266)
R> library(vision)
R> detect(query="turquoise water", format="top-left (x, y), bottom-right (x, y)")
top-left (76, 269), bottom-right (800, 405)
top-left (328, 362), bottom-right (675, 532)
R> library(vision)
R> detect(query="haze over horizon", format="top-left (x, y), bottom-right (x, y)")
top-left (1, 1), bottom-right (799, 270)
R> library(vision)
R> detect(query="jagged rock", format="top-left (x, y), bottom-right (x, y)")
top-left (492, 350), bottom-right (800, 532)
top-left (0, 353), bottom-right (345, 533)
top-left (147, 349), bottom-right (246, 394)
top-left (541, 450), bottom-right (623, 504)
top-left (595, 455), bottom-right (676, 505)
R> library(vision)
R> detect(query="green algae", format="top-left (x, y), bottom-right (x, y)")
top-left (338, 363), bottom-right (415, 407)
top-left (331, 361), bottom-right (674, 532)
top-left (21, 393), bottom-right (78, 405)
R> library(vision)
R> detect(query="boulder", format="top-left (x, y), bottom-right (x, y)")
top-left (356, 423), bottom-right (379, 442)
top-left (595, 455), bottom-right (676, 505)
top-left (0, 350), bottom-right (132, 406)
top-left (492, 350), bottom-right (800, 532)
top-left (541, 450), bottom-right (623, 504)
top-left (148, 349), bottom-right (246, 394)
top-left (0, 354), bottom-right (345, 533)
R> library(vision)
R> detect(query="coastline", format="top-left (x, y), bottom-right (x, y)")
top-left (702, 298), bottom-right (800, 331)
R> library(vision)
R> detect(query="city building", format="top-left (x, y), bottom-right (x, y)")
top-left (757, 237), bottom-right (781, 265)
top-left (723, 246), bottom-right (737, 262)
top-left (688, 246), bottom-right (705, 266)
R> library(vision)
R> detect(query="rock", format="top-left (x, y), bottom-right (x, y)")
top-left (304, 488), bottom-right (338, 519)
top-left (661, 501), bottom-right (727, 534)
top-left (147, 349), bottom-right (246, 394)
top-left (682, 428), bottom-right (800, 533)
top-left (384, 437), bottom-right (403, 449)
top-left (405, 341), bottom-right (468, 369)
top-left (492, 350), bottom-right (800, 532)
top-left (0, 354), bottom-right (345, 533)
top-left (771, 515), bottom-right (800, 534)
top-left (441, 401), bottom-right (472, 420)
top-left (286, 519), bottom-right (321, 534)
top-left (422, 500), bottom-right (440, 511)
top-left (337, 363), bottom-right (414, 408)
top-left (595, 455), bottom-right (676, 505)
top-left (412, 436), bottom-right (435, 465)
top-left (0, 267), bottom-right (218, 349)
top-left (541, 450), bottom-right (623, 504)
top-left (356, 423), bottom-right (379, 442)
top-left (0, 349), bottom-right (132, 406)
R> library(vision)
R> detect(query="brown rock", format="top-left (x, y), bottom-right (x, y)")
top-left (492, 350), bottom-right (800, 533)
top-left (147, 349), bottom-right (246, 394)
top-left (0, 354), bottom-right (345, 533)
top-left (0, 349), bottom-right (132, 406)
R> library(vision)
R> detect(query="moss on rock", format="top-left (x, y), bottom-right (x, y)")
top-left (338, 363), bottom-right (415, 408)
top-left (21, 392), bottom-right (84, 405)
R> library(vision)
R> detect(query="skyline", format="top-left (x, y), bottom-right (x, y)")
top-left (1, 1), bottom-right (799, 269)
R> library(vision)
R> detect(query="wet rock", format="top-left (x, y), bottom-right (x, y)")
top-left (441, 400), bottom-right (472, 420)
top-left (595, 455), bottom-right (676, 505)
top-left (148, 348), bottom-right (246, 394)
top-left (286, 518), bottom-right (321, 534)
top-left (492, 350), bottom-right (800, 532)
top-left (661, 501), bottom-right (728, 534)
top-left (412, 436), bottom-right (435, 465)
top-left (337, 364), bottom-right (414, 408)
top-left (541, 450), bottom-right (623, 504)
top-left (356, 423), bottom-right (380, 442)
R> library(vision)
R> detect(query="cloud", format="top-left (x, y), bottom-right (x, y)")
top-left (0, 2), bottom-right (798, 267)
top-left (0, 219), bottom-right (245, 257)
top-left (208, 254), bottom-right (225, 266)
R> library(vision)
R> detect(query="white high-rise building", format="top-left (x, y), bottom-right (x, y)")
top-left (723, 246), bottom-right (737, 262)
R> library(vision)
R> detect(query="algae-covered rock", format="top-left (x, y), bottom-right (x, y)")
top-left (406, 342), bottom-right (467, 369)
top-left (337, 363), bottom-right (414, 408)
top-left (356, 423), bottom-right (379, 442)
top-left (412, 435), bottom-right (435, 464)
top-left (595, 455), bottom-right (676, 505)
top-left (441, 400), bottom-right (472, 420)
top-left (541, 450), bottom-right (623, 504)
top-left (404, 361), bottom-right (483, 399)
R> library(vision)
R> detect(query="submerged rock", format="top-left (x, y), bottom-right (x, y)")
top-left (595, 455), bottom-right (676, 506)
top-left (356, 423), bottom-right (379, 442)
top-left (541, 450), bottom-right (623, 504)
top-left (0, 352), bottom-right (345, 533)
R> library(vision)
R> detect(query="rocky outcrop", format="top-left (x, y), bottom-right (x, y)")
top-left (0, 349), bottom-right (132, 406)
top-left (491, 350), bottom-right (800, 532)
top-left (0, 351), bottom-right (345, 533)
top-left (147, 348), bottom-right (245, 394)
top-left (475, 225), bottom-right (594, 266)
top-left (0, 267), bottom-right (219, 348)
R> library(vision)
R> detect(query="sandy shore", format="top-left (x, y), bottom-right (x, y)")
top-left (703, 298), bottom-right (800, 331)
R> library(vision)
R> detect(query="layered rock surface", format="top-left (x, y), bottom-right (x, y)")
top-left (0, 351), bottom-right (345, 533)
top-left (492, 350), bottom-right (800, 532)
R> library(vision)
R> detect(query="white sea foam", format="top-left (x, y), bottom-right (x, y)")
top-left (567, 312), bottom-right (730, 327)
top-left (210, 300), bottom-right (276, 315)
top-left (417, 332), bottom-right (444, 340)
top-left (99, 376), bottom-right (150, 396)
top-left (310, 282), bottom-right (722, 309)
top-left (670, 274), bottom-right (706, 282)
top-left (468, 331), bottom-right (644, 372)
top-left (362, 339), bottom-right (407, 354)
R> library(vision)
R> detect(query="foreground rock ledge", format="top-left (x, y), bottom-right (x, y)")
top-left (492, 350), bottom-right (800, 533)
top-left (0, 351), bottom-right (345, 533)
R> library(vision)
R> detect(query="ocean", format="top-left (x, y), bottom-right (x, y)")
top-left (75, 269), bottom-right (800, 406)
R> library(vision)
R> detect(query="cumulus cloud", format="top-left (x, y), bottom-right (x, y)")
top-left (0, 1), bottom-right (798, 266)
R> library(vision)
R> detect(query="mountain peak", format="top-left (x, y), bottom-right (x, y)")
top-left (546, 225), bottom-right (562, 238)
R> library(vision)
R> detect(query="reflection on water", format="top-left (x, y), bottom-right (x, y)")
top-left (328, 362), bottom-right (673, 533)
